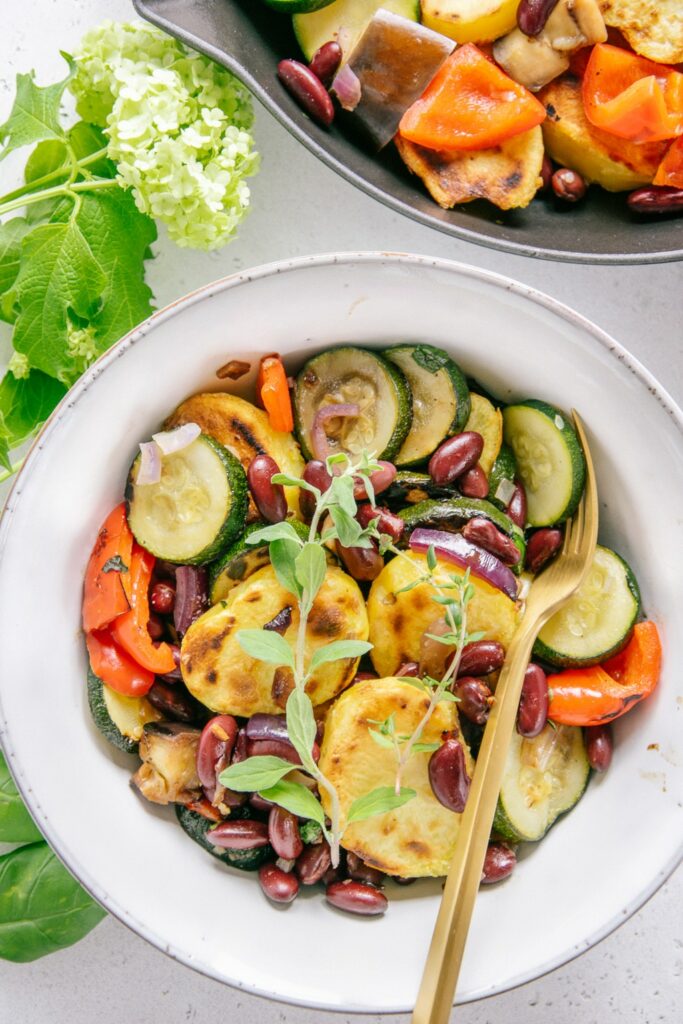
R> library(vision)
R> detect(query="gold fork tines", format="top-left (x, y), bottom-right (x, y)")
top-left (411, 410), bottom-right (598, 1024)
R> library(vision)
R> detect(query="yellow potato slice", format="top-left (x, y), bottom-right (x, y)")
top-left (421, 0), bottom-right (520, 44)
top-left (600, 0), bottom-right (683, 65)
top-left (464, 393), bottom-right (503, 476)
top-left (367, 551), bottom-right (520, 678)
top-left (181, 565), bottom-right (368, 716)
top-left (320, 676), bottom-right (474, 877)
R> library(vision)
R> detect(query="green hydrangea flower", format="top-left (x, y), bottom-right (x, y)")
top-left (70, 21), bottom-right (259, 250)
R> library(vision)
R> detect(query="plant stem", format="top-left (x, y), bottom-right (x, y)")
top-left (0, 457), bottom-right (25, 485)
top-left (0, 147), bottom-right (109, 207)
top-left (0, 177), bottom-right (118, 218)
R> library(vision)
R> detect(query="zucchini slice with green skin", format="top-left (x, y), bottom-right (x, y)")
top-left (463, 393), bottom-right (503, 476)
top-left (488, 443), bottom-right (518, 510)
top-left (384, 470), bottom-right (453, 508)
top-left (293, 0), bottom-right (420, 61)
top-left (293, 346), bottom-right (411, 462)
top-left (87, 668), bottom-right (160, 755)
top-left (493, 724), bottom-right (589, 843)
top-left (503, 401), bottom-right (586, 527)
top-left (209, 519), bottom-right (309, 604)
top-left (399, 497), bottom-right (525, 569)
top-left (534, 546), bottom-right (640, 667)
top-left (175, 805), bottom-right (273, 872)
top-left (127, 434), bottom-right (248, 565)
top-left (384, 344), bottom-right (470, 467)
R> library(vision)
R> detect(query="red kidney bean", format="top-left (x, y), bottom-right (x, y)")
top-left (231, 728), bottom-right (248, 764)
top-left (248, 454), bottom-right (287, 524)
top-left (458, 641), bottom-right (505, 678)
top-left (540, 153), bottom-right (553, 192)
top-left (462, 517), bottom-right (521, 566)
top-left (259, 862), bottom-right (299, 903)
top-left (150, 581), bottom-right (175, 615)
top-left (353, 461), bottom-right (397, 500)
top-left (429, 738), bottom-right (471, 813)
top-left (346, 851), bottom-right (385, 888)
top-left (300, 460), bottom-right (333, 520)
top-left (248, 737), bottom-right (321, 764)
top-left (326, 880), bottom-right (388, 916)
top-left (552, 168), bottom-right (587, 202)
top-left (525, 528), bottom-right (563, 573)
top-left (250, 793), bottom-right (274, 814)
top-left (146, 681), bottom-right (199, 723)
top-left (336, 539), bottom-right (384, 581)
top-left (296, 840), bottom-right (332, 885)
top-left (147, 615), bottom-right (164, 641)
top-left (396, 661), bottom-right (420, 677)
top-left (356, 503), bottom-right (404, 542)
top-left (309, 40), bottom-right (342, 88)
top-left (627, 186), bottom-right (683, 216)
top-left (277, 59), bottom-right (334, 128)
top-left (428, 432), bottom-right (484, 486)
top-left (454, 677), bottom-right (493, 726)
top-left (459, 464), bottom-right (489, 498)
top-left (481, 842), bottom-right (517, 884)
top-left (197, 715), bottom-right (239, 798)
top-left (585, 724), bottom-right (613, 772)
top-left (322, 865), bottom-right (344, 886)
top-left (269, 806), bottom-right (304, 861)
top-left (517, 0), bottom-right (561, 36)
top-left (245, 713), bottom-right (289, 743)
top-left (505, 480), bottom-right (527, 528)
top-left (207, 819), bottom-right (270, 850)
top-left (517, 663), bottom-right (549, 738)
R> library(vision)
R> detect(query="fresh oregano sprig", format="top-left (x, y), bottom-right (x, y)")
top-left (218, 452), bottom-right (416, 866)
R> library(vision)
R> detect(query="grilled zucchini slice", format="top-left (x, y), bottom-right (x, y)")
top-left (87, 668), bottom-right (161, 755)
top-left (181, 564), bottom-right (368, 716)
top-left (127, 434), bottom-right (248, 564)
top-left (399, 497), bottom-right (525, 570)
top-left (384, 471), bottom-right (453, 507)
top-left (488, 443), bottom-right (518, 510)
top-left (534, 546), bottom-right (640, 666)
top-left (367, 550), bottom-right (520, 677)
top-left (493, 724), bottom-right (589, 843)
top-left (319, 676), bottom-right (473, 877)
top-left (175, 805), bottom-right (273, 871)
top-left (384, 344), bottom-right (470, 467)
top-left (293, 0), bottom-right (419, 61)
top-left (209, 520), bottom-right (310, 604)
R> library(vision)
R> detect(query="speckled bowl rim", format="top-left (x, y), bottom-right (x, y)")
top-left (0, 253), bottom-right (681, 1012)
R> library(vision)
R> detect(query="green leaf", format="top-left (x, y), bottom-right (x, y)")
top-left (245, 522), bottom-right (303, 547)
top-left (436, 690), bottom-right (460, 703)
top-left (258, 780), bottom-right (325, 826)
top-left (271, 472), bottom-right (311, 490)
top-left (218, 755), bottom-right (295, 792)
top-left (309, 639), bottom-right (372, 672)
top-left (0, 751), bottom-right (42, 844)
top-left (0, 57), bottom-right (74, 162)
top-left (68, 122), bottom-right (114, 177)
top-left (466, 631), bottom-right (486, 645)
top-left (346, 787), bottom-right (416, 825)
top-left (411, 742), bottom-right (441, 754)
top-left (368, 728), bottom-right (395, 750)
top-left (426, 544), bottom-right (438, 571)
top-left (237, 628), bottom-right (294, 669)
top-left (411, 346), bottom-right (449, 374)
top-left (24, 139), bottom-right (68, 185)
top-left (0, 842), bottom-right (105, 962)
top-left (299, 820), bottom-right (322, 845)
top-left (295, 542), bottom-right (327, 608)
top-left (0, 219), bottom-right (31, 297)
top-left (285, 688), bottom-right (317, 771)
top-left (328, 473), bottom-right (357, 517)
top-left (0, 371), bottom-right (66, 449)
top-left (329, 505), bottom-right (365, 548)
top-left (0, 428), bottom-right (11, 473)
top-left (269, 538), bottom-right (302, 599)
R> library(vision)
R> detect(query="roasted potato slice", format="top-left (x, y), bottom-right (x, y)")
top-left (367, 551), bottom-right (520, 677)
top-left (395, 126), bottom-right (544, 211)
top-left (319, 676), bottom-right (474, 877)
top-left (181, 565), bottom-right (368, 716)
top-left (539, 73), bottom-right (668, 190)
top-left (464, 393), bottom-right (503, 476)
top-left (166, 392), bottom-right (304, 517)
top-left (600, 0), bottom-right (683, 65)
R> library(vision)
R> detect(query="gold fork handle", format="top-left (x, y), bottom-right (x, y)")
top-left (411, 625), bottom-right (538, 1024)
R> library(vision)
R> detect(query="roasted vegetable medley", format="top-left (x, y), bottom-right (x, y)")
top-left (257, 0), bottom-right (683, 215)
top-left (83, 344), bottom-right (662, 915)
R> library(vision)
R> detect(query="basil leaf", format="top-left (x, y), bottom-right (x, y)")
top-left (218, 755), bottom-right (294, 792)
top-left (285, 688), bottom-right (317, 772)
top-left (269, 538), bottom-right (302, 599)
top-left (309, 639), bottom-right (372, 672)
top-left (411, 346), bottom-right (448, 374)
top-left (245, 522), bottom-right (303, 547)
top-left (259, 780), bottom-right (325, 827)
top-left (295, 542), bottom-right (327, 609)
top-left (237, 629), bottom-right (294, 670)
top-left (0, 751), bottom-right (42, 844)
top-left (0, 842), bottom-right (105, 962)
top-left (346, 787), bottom-right (416, 826)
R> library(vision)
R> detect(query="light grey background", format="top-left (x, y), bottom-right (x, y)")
top-left (1, 2), bottom-right (681, 1022)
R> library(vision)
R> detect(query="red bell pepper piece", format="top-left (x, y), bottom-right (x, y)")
top-left (257, 354), bottom-right (294, 433)
top-left (109, 545), bottom-right (176, 674)
top-left (654, 137), bottom-right (683, 187)
top-left (548, 621), bottom-right (662, 727)
top-left (86, 629), bottom-right (155, 698)
top-left (82, 503), bottom-right (134, 633)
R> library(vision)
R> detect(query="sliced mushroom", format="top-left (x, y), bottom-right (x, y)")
top-left (131, 722), bottom-right (201, 805)
top-left (542, 0), bottom-right (606, 51)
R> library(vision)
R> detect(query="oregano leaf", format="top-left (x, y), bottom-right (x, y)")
top-left (218, 755), bottom-right (295, 792)
top-left (237, 628), bottom-right (294, 669)
top-left (346, 786), bottom-right (416, 825)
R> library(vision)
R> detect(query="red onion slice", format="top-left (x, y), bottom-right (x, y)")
top-left (152, 422), bottom-right (201, 455)
top-left (311, 403), bottom-right (359, 460)
top-left (136, 441), bottom-right (162, 485)
top-left (409, 528), bottom-right (519, 601)
top-left (174, 565), bottom-right (208, 635)
top-left (331, 63), bottom-right (362, 111)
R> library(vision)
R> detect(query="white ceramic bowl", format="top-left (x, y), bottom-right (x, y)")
top-left (0, 254), bottom-right (681, 1013)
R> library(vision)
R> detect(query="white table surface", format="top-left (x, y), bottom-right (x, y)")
top-left (1, 2), bottom-right (681, 1021)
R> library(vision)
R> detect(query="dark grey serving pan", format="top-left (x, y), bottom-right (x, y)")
top-left (133, 0), bottom-right (682, 264)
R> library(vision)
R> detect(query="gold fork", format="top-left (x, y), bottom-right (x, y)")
top-left (412, 410), bottom-right (598, 1024)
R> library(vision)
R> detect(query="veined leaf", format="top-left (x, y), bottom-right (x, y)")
top-left (0, 219), bottom-right (30, 296)
top-left (237, 628), bottom-right (294, 669)
top-left (285, 688), bottom-right (317, 771)
top-left (0, 751), bottom-right (42, 844)
top-left (269, 538), bottom-right (302, 599)
top-left (245, 521), bottom-right (303, 547)
top-left (218, 755), bottom-right (295, 792)
top-left (295, 541), bottom-right (326, 609)
top-left (346, 787), bottom-right (416, 825)
top-left (309, 639), bottom-right (372, 672)
top-left (259, 780), bottom-right (325, 826)
top-left (0, 371), bottom-right (66, 449)
top-left (0, 57), bottom-right (74, 161)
